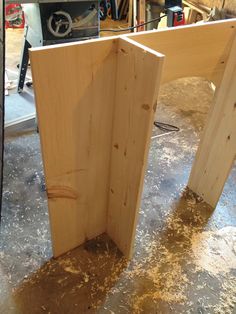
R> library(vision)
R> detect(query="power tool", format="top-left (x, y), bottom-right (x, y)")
top-left (167, 5), bottom-right (185, 27)
top-left (146, 0), bottom-right (185, 29)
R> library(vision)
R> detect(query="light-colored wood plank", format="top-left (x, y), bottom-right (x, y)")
top-left (30, 38), bottom-right (118, 257)
top-left (107, 37), bottom-right (164, 258)
top-left (119, 0), bottom-right (127, 20)
top-left (183, 0), bottom-right (211, 14)
top-left (187, 8), bottom-right (199, 24)
top-left (128, 0), bottom-right (133, 27)
top-left (188, 34), bottom-right (236, 207)
top-left (138, 0), bottom-right (146, 31)
top-left (224, 0), bottom-right (236, 16)
top-left (190, 0), bottom-right (236, 15)
top-left (127, 19), bottom-right (236, 86)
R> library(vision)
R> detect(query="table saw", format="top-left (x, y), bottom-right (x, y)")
top-left (5, 0), bottom-right (100, 92)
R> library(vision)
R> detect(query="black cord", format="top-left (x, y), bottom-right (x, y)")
top-left (101, 14), bottom-right (167, 32)
top-left (154, 121), bottom-right (180, 132)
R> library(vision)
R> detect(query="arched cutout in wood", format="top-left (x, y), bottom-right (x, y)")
top-left (30, 19), bottom-right (236, 259)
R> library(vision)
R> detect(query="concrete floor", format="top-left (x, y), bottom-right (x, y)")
top-left (1, 28), bottom-right (236, 314)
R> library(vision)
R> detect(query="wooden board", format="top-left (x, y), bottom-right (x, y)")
top-left (195, 0), bottom-right (236, 14)
top-left (30, 36), bottom-right (164, 258)
top-left (183, 0), bottom-right (210, 23)
top-left (224, 0), bottom-right (236, 16)
top-left (30, 38), bottom-right (118, 257)
top-left (192, 0), bottom-right (236, 16)
top-left (188, 34), bottom-right (236, 207)
top-left (128, 0), bottom-right (133, 27)
top-left (138, 0), bottom-right (146, 31)
top-left (107, 37), bottom-right (164, 257)
top-left (127, 19), bottom-right (236, 85)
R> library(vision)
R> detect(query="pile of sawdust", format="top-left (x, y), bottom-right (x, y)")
top-left (125, 198), bottom-right (199, 312)
top-left (125, 195), bottom-right (236, 313)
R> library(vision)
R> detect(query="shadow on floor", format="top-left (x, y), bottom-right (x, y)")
top-left (7, 235), bottom-right (127, 313)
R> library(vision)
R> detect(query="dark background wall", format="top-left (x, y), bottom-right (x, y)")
top-left (0, 1), bottom-right (4, 220)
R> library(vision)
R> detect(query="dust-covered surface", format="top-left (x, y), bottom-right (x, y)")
top-left (0, 78), bottom-right (236, 313)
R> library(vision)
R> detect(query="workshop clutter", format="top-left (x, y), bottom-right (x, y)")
top-left (5, 4), bottom-right (25, 29)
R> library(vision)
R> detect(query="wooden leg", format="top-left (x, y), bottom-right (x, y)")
top-left (107, 38), bottom-right (164, 258)
top-left (188, 35), bottom-right (236, 208)
top-left (30, 37), bottom-right (164, 258)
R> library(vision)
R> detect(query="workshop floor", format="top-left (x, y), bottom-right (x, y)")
top-left (1, 25), bottom-right (236, 314)
top-left (5, 28), bottom-right (35, 126)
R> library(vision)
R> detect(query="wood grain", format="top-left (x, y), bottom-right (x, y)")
top-left (188, 34), bottom-right (236, 207)
top-left (127, 19), bottom-right (236, 86)
top-left (138, 0), bottom-right (146, 31)
top-left (30, 19), bottom-right (236, 258)
top-left (30, 38), bottom-right (118, 257)
top-left (107, 37), bottom-right (164, 257)
top-left (30, 36), bottom-right (163, 258)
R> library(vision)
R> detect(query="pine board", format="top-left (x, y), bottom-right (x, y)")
top-left (30, 37), bottom-right (163, 257)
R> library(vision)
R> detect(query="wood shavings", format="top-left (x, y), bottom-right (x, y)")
top-left (126, 218), bottom-right (192, 310)
top-left (211, 277), bottom-right (236, 314)
top-left (191, 227), bottom-right (236, 276)
top-left (63, 266), bottom-right (80, 275)
top-left (1, 78), bottom-right (236, 313)
top-left (58, 258), bottom-right (81, 275)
